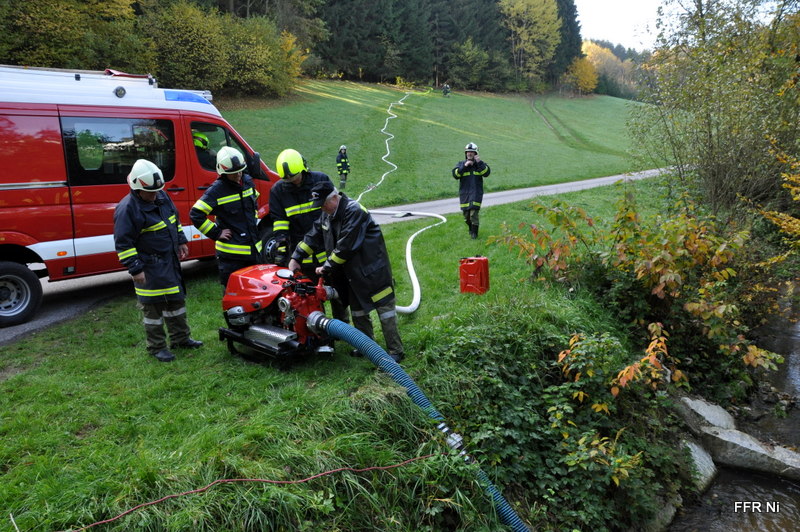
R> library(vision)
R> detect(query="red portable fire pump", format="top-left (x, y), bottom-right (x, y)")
top-left (218, 264), bottom-right (337, 360)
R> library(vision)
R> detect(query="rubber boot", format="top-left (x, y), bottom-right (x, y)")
top-left (470, 224), bottom-right (479, 239)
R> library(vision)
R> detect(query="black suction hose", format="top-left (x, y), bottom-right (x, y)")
top-left (307, 312), bottom-right (529, 531)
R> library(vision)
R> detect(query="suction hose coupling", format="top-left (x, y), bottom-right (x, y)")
top-left (307, 310), bottom-right (331, 336)
top-left (437, 422), bottom-right (469, 461)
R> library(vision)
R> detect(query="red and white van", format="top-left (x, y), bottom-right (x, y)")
top-left (0, 65), bottom-right (280, 326)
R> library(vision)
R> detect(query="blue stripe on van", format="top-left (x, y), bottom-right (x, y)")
top-left (164, 90), bottom-right (211, 104)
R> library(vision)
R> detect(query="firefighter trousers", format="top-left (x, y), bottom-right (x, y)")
top-left (138, 299), bottom-right (192, 355)
top-left (351, 298), bottom-right (404, 357)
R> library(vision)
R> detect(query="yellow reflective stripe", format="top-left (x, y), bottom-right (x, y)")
top-left (298, 241), bottom-right (313, 256)
top-left (193, 199), bottom-right (212, 214)
top-left (255, 240), bottom-right (263, 252)
top-left (168, 215), bottom-right (177, 224)
top-left (286, 202), bottom-right (318, 217)
top-left (302, 257), bottom-right (313, 264)
top-left (199, 219), bottom-right (216, 235)
top-left (460, 202), bottom-right (470, 208)
top-left (216, 241), bottom-right (253, 255)
top-left (217, 193), bottom-right (240, 205)
top-left (315, 251), bottom-right (328, 262)
top-left (273, 220), bottom-right (289, 231)
top-left (242, 188), bottom-right (254, 198)
top-left (135, 285), bottom-right (181, 297)
top-left (177, 223), bottom-right (183, 232)
top-left (118, 248), bottom-right (137, 260)
top-left (371, 286), bottom-right (393, 302)
top-left (141, 221), bottom-right (167, 233)
top-left (473, 202), bottom-right (481, 207)
top-left (330, 253), bottom-right (346, 265)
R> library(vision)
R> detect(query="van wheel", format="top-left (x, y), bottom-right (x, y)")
top-left (0, 262), bottom-right (43, 327)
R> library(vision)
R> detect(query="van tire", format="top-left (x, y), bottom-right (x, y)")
top-left (0, 262), bottom-right (43, 327)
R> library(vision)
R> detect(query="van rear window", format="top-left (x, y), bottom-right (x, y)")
top-left (61, 117), bottom-right (175, 186)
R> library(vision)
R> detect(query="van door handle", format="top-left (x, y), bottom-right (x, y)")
top-left (167, 186), bottom-right (185, 192)
top-left (198, 186), bottom-right (210, 190)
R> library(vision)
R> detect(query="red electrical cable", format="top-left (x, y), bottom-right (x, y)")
top-left (63, 453), bottom-right (438, 531)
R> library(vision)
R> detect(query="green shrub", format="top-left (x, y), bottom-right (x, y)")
top-left (144, 1), bottom-right (230, 92)
top-left (419, 299), bottom-right (688, 531)
top-left (221, 16), bottom-right (301, 97)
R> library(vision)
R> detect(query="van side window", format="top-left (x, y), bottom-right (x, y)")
top-left (191, 122), bottom-right (249, 173)
top-left (61, 118), bottom-right (175, 186)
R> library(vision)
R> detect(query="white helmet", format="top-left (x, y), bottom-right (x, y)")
top-left (216, 146), bottom-right (247, 175)
top-left (465, 142), bottom-right (479, 154)
top-left (127, 159), bottom-right (164, 191)
top-left (339, 145), bottom-right (347, 151)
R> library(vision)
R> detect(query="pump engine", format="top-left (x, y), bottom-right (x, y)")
top-left (218, 264), bottom-right (337, 360)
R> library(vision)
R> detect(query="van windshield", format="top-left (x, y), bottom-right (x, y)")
top-left (61, 117), bottom-right (175, 186)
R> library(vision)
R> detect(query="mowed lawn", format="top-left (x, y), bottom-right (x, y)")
top-left (221, 80), bottom-right (644, 208)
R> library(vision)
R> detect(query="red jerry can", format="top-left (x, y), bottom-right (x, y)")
top-left (459, 256), bottom-right (490, 294)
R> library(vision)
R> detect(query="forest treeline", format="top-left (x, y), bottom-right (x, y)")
top-left (0, 0), bottom-right (643, 97)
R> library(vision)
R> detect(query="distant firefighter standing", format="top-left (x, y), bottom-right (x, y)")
top-left (335, 145), bottom-right (350, 190)
top-left (452, 142), bottom-right (490, 239)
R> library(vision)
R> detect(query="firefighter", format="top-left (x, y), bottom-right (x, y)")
top-left (335, 145), bottom-right (350, 190)
top-left (268, 148), bottom-right (334, 269)
top-left (190, 146), bottom-right (263, 287)
top-left (452, 142), bottom-right (490, 239)
top-left (113, 159), bottom-right (203, 362)
top-left (288, 181), bottom-right (405, 363)
top-left (192, 130), bottom-right (216, 171)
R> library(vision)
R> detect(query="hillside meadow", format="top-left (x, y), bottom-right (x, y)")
top-left (1, 83), bottom-right (686, 531)
top-left (220, 80), bottom-right (649, 208)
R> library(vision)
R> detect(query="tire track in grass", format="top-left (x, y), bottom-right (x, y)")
top-left (532, 95), bottom-right (629, 157)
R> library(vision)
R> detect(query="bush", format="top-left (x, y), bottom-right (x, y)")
top-left (221, 16), bottom-right (302, 97)
top-left (143, 1), bottom-right (230, 92)
top-left (419, 298), bottom-right (688, 530)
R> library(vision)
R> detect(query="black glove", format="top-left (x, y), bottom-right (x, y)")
top-left (273, 239), bottom-right (289, 266)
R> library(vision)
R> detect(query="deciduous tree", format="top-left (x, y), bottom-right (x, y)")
top-left (499, 0), bottom-right (561, 87)
top-left (631, 0), bottom-right (800, 213)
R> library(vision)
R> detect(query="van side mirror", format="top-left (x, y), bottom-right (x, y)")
top-left (249, 151), bottom-right (267, 181)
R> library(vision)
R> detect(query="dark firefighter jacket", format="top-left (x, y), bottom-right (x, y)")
top-left (268, 171), bottom-right (332, 265)
top-left (113, 190), bottom-right (187, 304)
top-left (452, 159), bottom-right (491, 211)
top-left (190, 174), bottom-right (263, 262)
top-left (291, 195), bottom-right (395, 312)
top-left (336, 152), bottom-right (350, 175)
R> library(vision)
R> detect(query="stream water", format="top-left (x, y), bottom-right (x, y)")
top-left (669, 320), bottom-right (800, 531)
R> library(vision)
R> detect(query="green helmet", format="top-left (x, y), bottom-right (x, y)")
top-left (193, 130), bottom-right (209, 150)
top-left (276, 149), bottom-right (308, 179)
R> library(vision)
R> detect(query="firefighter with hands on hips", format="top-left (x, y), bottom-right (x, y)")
top-left (287, 181), bottom-right (405, 363)
top-left (113, 159), bottom-right (204, 362)
top-left (453, 142), bottom-right (490, 239)
top-left (268, 148), bottom-right (334, 271)
top-left (335, 145), bottom-right (350, 190)
top-left (190, 146), bottom-right (264, 288)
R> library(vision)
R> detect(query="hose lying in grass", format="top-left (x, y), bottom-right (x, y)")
top-left (370, 209), bottom-right (448, 314)
top-left (308, 312), bottom-right (530, 532)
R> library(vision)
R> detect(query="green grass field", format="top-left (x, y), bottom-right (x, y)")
top-left (221, 80), bottom-right (646, 208)
top-left (1, 82), bottom-right (665, 531)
